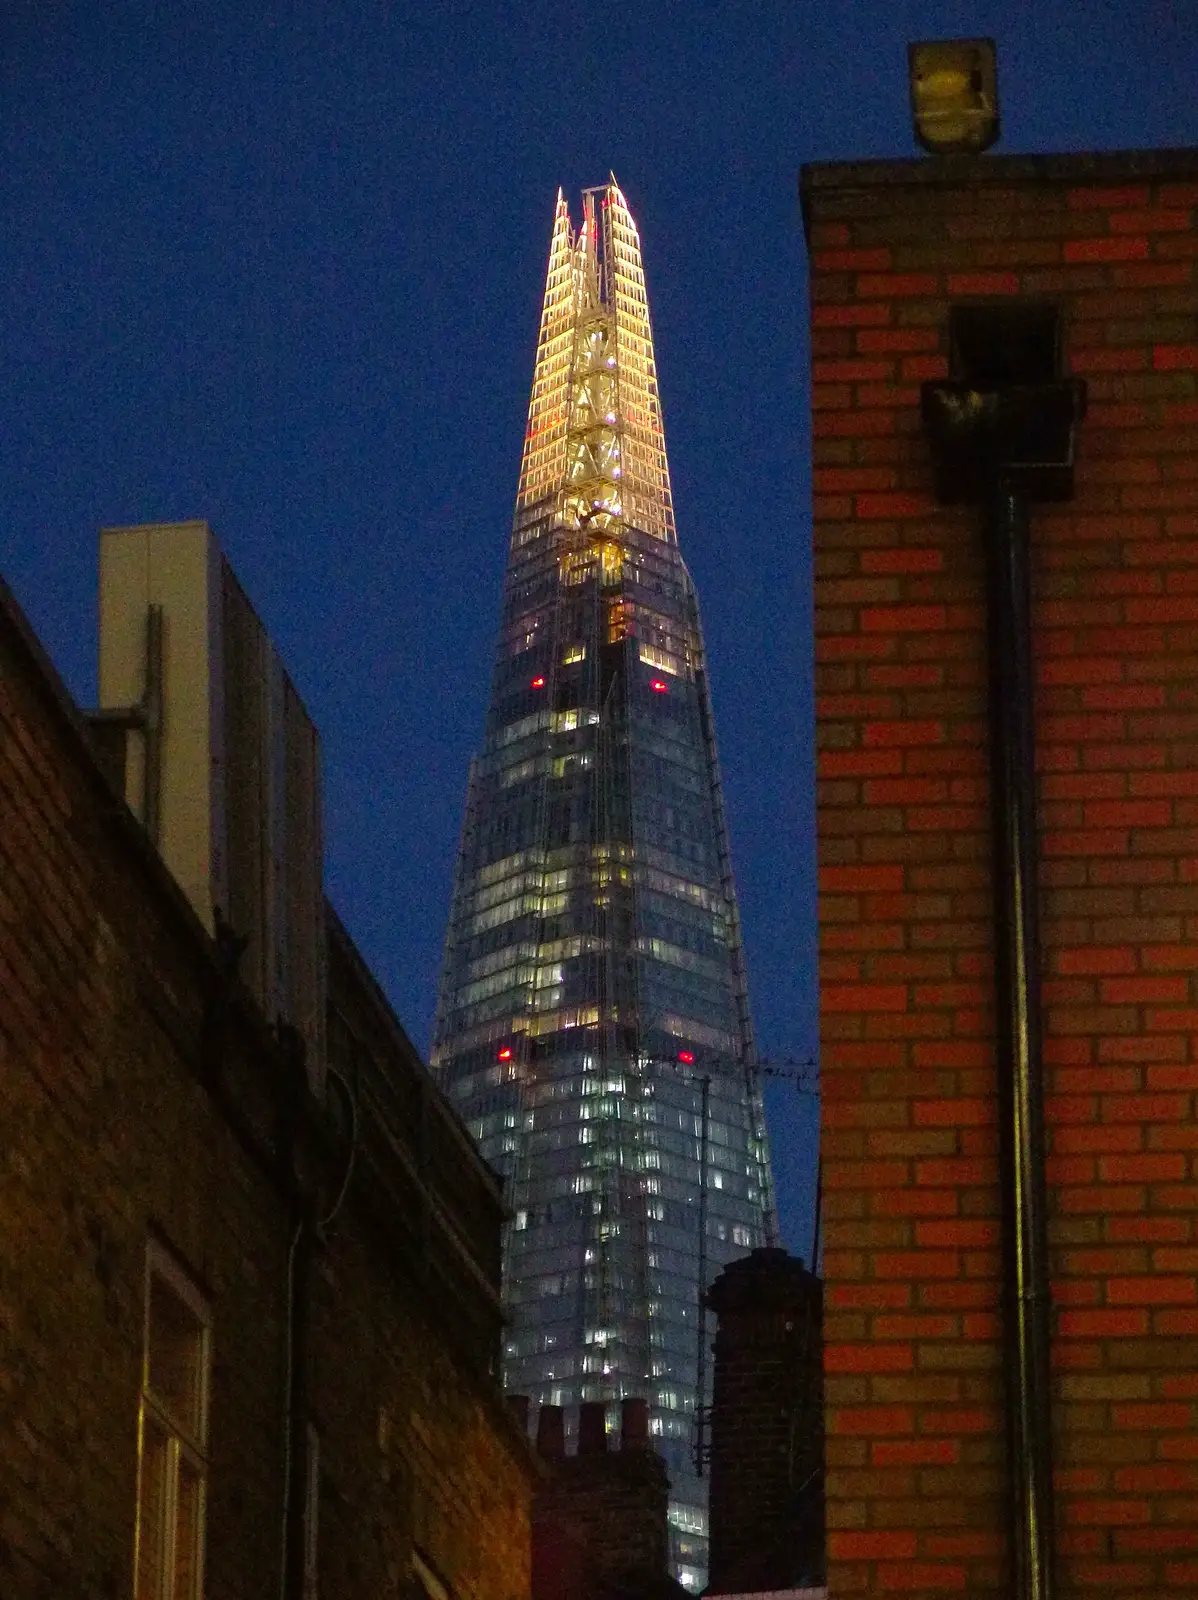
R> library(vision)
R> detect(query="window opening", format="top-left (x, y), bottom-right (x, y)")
top-left (134, 1241), bottom-right (211, 1600)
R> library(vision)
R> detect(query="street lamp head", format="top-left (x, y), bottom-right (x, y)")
top-left (908, 38), bottom-right (1000, 155)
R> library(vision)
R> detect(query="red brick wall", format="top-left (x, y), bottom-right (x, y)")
top-left (804, 153), bottom-right (1198, 1599)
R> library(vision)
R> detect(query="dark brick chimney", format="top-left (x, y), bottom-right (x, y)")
top-left (705, 1247), bottom-right (825, 1593)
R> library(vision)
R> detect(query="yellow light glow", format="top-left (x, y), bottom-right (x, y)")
top-left (515, 180), bottom-right (676, 548)
top-left (908, 39), bottom-right (999, 155)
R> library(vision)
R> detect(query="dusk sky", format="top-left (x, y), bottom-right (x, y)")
top-left (2, 2), bottom-right (1194, 1251)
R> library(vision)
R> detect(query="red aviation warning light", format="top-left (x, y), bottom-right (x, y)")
top-left (678, 1050), bottom-right (695, 1065)
top-left (531, 676), bottom-right (545, 689)
top-left (651, 680), bottom-right (668, 693)
top-left (498, 1047), bottom-right (513, 1061)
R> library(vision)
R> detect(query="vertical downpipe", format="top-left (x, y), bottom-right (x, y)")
top-left (984, 475), bottom-right (1056, 1600)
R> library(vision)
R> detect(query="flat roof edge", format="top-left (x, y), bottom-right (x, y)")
top-left (802, 145), bottom-right (1198, 194)
top-left (799, 145), bottom-right (1198, 242)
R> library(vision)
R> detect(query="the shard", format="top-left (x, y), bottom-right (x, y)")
top-left (432, 179), bottom-right (775, 1589)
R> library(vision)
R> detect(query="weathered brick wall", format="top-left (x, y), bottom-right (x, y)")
top-left (1, 588), bottom-right (288, 1600)
top-left (311, 1216), bottom-right (533, 1600)
top-left (319, 926), bottom-right (535, 1600)
top-left (0, 579), bottom-right (534, 1599)
top-left (803, 151), bottom-right (1198, 1599)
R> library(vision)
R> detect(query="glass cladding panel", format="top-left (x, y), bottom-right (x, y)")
top-left (432, 183), bottom-right (775, 1591)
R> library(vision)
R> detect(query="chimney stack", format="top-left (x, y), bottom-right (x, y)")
top-left (706, 1247), bottom-right (825, 1591)
top-left (620, 1396), bottom-right (648, 1450)
top-left (530, 1399), bottom-right (676, 1600)
top-left (578, 1400), bottom-right (607, 1455)
top-left (536, 1403), bottom-right (565, 1460)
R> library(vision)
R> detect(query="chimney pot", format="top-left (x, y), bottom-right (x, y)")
top-left (537, 1403), bottom-right (565, 1460)
top-left (621, 1396), bottom-right (649, 1449)
top-left (578, 1400), bottom-right (608, 1455)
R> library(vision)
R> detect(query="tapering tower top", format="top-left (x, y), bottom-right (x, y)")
top-left (517, 179), bottom-right (675, 546)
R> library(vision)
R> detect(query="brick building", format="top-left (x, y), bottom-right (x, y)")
top-left (0, 537), bottom-right (537, 1599)
top-left (803, 148), bottom-right (1198, 1598)
top-left (524, 1396), bottom-right (687, 1600)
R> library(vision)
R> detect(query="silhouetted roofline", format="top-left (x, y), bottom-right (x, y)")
top-left (800, 145), bottom-right (1198, 245)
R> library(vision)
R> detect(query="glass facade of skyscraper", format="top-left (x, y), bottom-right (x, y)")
top-left (431, 180), bottom-right (775, 1590)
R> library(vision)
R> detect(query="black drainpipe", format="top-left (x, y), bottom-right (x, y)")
top-left (922, 302), bottom-right (1086, 1600)
top-left (981, 470), bottom-right (1056, 1600)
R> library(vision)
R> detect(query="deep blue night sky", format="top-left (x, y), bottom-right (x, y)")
top-left (2, 1), bottom-right (1194, 1252)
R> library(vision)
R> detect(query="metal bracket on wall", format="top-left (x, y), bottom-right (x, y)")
top-left (87, 603), bottom-right (164, 843)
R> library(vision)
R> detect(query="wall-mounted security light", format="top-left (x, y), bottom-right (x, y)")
top-left (908, 38), bottom-right (999, 154)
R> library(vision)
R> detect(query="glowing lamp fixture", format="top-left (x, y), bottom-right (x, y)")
top-left (651, 680), bottom-right (667, 693)
top-left (678, 1050), bottom-right (695, 1065)
top-left (908, 38), bottom-right (999, 154)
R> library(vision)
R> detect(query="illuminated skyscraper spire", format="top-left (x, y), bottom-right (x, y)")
top-left (518, 180), bottom-right (675, 544)
top-left (433, 180), bottom-right (774, 1590)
